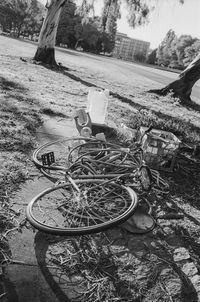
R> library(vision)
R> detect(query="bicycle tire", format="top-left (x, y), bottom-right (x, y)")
top-left (26, 179), bottom-right (138, 236)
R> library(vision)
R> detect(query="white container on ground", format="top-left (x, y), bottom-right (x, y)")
top-left (87, 88), bottom-right (109, 125)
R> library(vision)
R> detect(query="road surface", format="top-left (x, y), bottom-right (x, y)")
top-left (1, 35), bottom-right (199, 101)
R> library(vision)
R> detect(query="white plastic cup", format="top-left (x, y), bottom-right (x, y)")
top-left (87, 88), bottom-right (109, 125)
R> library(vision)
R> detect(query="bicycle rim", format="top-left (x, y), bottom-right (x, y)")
top-left (26, 180), bottom-right (138, 235)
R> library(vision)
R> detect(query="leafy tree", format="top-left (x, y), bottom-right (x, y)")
top-left (22, 1), bottom-right (44, 38)
top-left (134, 52), bottom-right (146, 62)
top-left (78, 17), bottom-right (101, 52)
top-left (163, 30), bottom-right (178, 67)
top-left (100, 31), bottom-right (113, 53)
top-left (183, 39), bottom-right (200, 66)
top-left (175, 35), bottom-right (196, 66)
top-left (0, 0), bottom-right (44, 37)
top-left (155, 31), bottom-right (199, 70)
top-left (124, 0), bottom-right (151, 27)
top-left (101, 0), bottom-right (120, 34)
top-left (0, 1), bottom-right (14, 32)
top-left (100, 0), bottom-right (121, 53)
top-left (156, 30), bottom-right (177, 67)
top-left (101, 0), bottom-right (111, 32)
top-left (56, 0), bottom-right (80, 48)
top-left (147, 48), bottom-right (157, 65)
top-left (167, 35), bottom-right (180, 69)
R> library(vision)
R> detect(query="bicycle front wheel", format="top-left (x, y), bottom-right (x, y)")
top-left (26, 180), bottom-right (138, 235)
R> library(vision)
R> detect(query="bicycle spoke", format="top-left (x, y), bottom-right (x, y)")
top-left (27, 180), bottom-right (138, 235)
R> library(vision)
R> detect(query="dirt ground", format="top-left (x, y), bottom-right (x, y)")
top-left (0, 36), bottom-right (200, 302)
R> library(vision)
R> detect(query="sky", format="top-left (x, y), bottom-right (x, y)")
top-left (117, 0), bottom-right (200, 49)
top-left (39, 0), bottom-right (200, 49)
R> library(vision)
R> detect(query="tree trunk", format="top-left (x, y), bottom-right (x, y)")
top-left (150, 53), bottom-right (200, 104)
top-left (34, 0), bottom-right (66, 65)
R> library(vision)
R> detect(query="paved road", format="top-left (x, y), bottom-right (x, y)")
top-left (56, 47), bottom-right (200, 101)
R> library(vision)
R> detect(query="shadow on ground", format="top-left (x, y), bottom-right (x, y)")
top-left (33, 225), bottom-right (199, 302)
top-left (0, 76), bottom-right (27, 92)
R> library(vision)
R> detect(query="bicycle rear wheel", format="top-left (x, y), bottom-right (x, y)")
top-left (26, 180), bottom-right (138, 235)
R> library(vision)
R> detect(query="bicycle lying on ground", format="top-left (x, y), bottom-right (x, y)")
top-left (27, 127), bottom-right (169, 235)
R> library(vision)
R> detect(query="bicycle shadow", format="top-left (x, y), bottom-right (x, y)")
top-left (34, 221), bottom-right (199, 302)
top-left (34, 230), bottom-right (135, 302)
top-left (116, 225), bottom-right (198, 302)
top-left (0, 239), bottom-right (19, 302)
top-left (34, 232), bottom-right (71, 302)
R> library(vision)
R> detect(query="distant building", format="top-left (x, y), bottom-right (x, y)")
top-left (113, 32), bottom-right (150, 62)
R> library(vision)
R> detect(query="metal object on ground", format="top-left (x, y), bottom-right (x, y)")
top-left (41, 152), bottom-right (55, 166)
top-left (138, 127), bottom-right (181, 172)
top-left (74, 109), bottom-right (92, 137)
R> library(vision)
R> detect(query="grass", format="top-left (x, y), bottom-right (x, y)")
top-left (108, 92), bottom-right (200, 144)
top-left (127, 109), bottom-right (200, 143)
top-left (0, 78), bottom-right (42, 257)
top-left (0, 100), bottom-right (41, 190)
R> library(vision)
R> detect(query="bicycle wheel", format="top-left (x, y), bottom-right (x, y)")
top-left (26, 180), bottom-right (138, 235)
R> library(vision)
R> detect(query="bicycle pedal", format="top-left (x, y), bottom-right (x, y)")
top-left (41, 152), bottom-right (55, 166)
